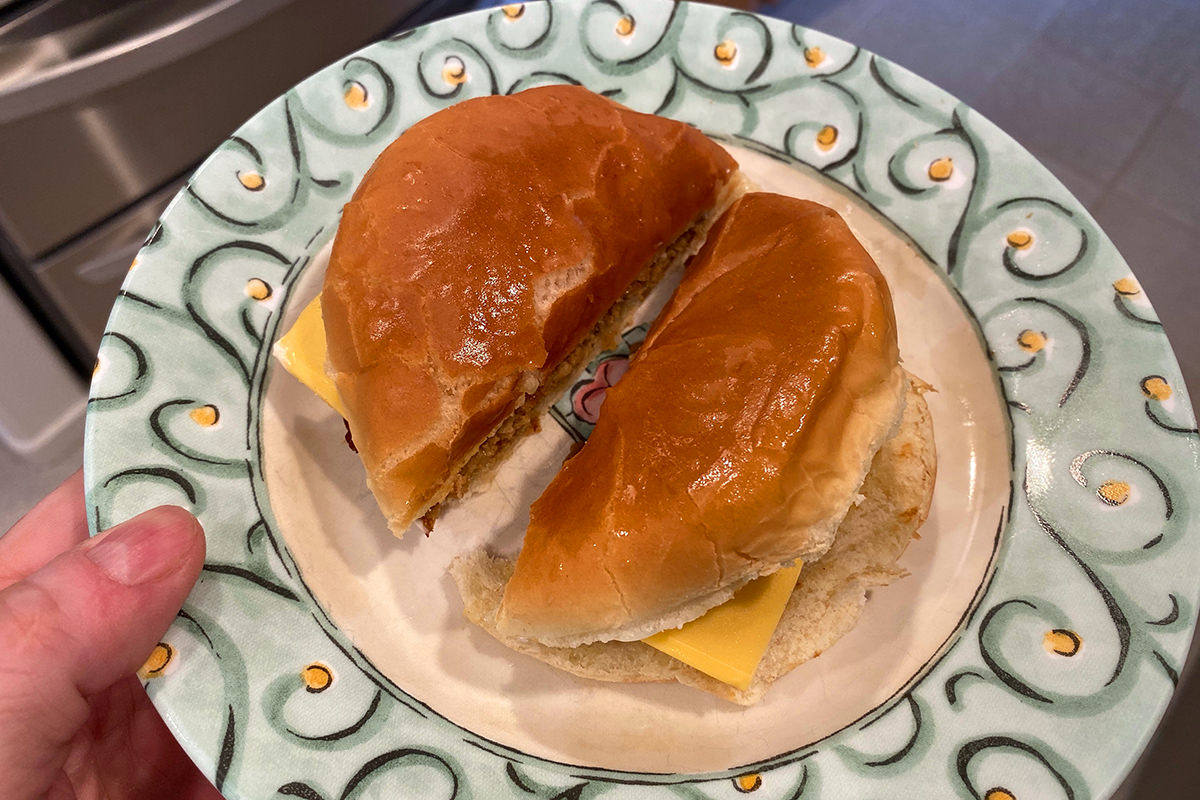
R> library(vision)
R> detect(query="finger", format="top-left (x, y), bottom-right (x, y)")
top-left (0, 470), bottom-right (88, 589)
top-left (0, 505), bottom-right (205, 800)
top-left (86, 677), bottom-right (225, 800)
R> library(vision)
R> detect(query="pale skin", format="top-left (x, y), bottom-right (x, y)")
top-left (0, 472), bottom-right (221, 799)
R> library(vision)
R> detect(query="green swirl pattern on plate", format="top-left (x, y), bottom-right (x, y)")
top-left (84, 0), bottom-right (1200, 797)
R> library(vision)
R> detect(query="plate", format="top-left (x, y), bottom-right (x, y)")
top-left (83, 0), bottom-right (1200, 797)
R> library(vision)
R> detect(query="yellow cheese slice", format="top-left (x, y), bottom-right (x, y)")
top-left (273, 296), bottom-right (802, 690)
top-left (643, 563), bottom-right (802, 691)
top-left (271, 293), bottom-right (348, 418)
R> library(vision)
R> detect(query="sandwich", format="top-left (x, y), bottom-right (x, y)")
top-left (272, 85), bottom-right (743, 535)
top-left (451, 193), bottom-right (937, 705)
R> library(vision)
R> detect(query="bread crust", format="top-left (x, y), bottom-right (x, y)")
top-left (322, 85), bottom-right (738, 535)
top-left (495, 194), bottom-right (905, 646)
top-left (452, 375), bottom-right (936, 705)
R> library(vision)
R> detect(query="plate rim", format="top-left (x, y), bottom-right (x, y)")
top-left (82, 0), bottom-right (1200, 796)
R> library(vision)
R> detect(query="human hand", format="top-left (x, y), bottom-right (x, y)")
top-left (0, 471), bottom-right (221, 799)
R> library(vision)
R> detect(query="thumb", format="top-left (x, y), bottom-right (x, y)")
top-left (0, 506), bottom-right (204, 794)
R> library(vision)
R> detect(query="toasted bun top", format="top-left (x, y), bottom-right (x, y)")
top-left (321, 85), bottom-right (737, 533)
top-left (496, 193), bottom-right (906, 647)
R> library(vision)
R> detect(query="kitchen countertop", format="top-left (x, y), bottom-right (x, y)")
top-left (2, 0), bottom-right (1197, 796)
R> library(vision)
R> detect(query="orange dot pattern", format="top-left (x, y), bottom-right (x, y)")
top-left (1141, 376), bottom-right (1172, 401)
top-left (139, 642), bottom-right (174, 679)
top-left (1017, 329), bottom-right (1046, 353)
top-left (442, 58), bottom-right (468, 85)
top-left (246, 278), bottom-right (272, 301)
top-left (344, 82), bottom-right (369, 109)
top-left (1043, 629), bottom-right (1082, 657)
top-left (303, 663), bottom-right (333, 693)
top-left (715, 40), bottom-right (738, 65)
top-left (1006, 230), bottom-right (1033, 249)
top-left (1113, 277), bottom-right (1140, 296)
top-left (189, 405), bottom-right (220, 427)
top-left (238, 171), bottom-right (265, 191)
top-left (734, 773), bottom-right (762, 792)
top-left (928, 157), bottom-right (954, 181)
top-left (1097, 480), bottom-right (1130, 506)
top-left (816, 125), bottom-right (838, 151)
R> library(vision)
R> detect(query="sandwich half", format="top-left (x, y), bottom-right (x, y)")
top-left (452, 193), bottom-right (937, 704)
top-left (274, 85), bottom-right (743, 536)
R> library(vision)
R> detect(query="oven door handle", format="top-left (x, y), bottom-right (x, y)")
top-left (0, 0), bottom-right (295, 123)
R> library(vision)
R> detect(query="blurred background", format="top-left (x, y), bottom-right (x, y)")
top-left (0, 0), bottom-right (1195, 796)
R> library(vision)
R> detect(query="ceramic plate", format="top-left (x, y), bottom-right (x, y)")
top-left (84, 1), bottom-right (1200, 797)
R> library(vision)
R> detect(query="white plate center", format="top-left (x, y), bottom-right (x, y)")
top-left (261, 144), bottom-right (1009, 773)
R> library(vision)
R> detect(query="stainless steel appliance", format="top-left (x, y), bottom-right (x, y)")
top-left (0, 0), bottom-right (470, 528)
top-left (0, 0), bottom-right (469, 373)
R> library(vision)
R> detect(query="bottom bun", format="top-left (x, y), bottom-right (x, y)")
top-left (451, 373), bottom-right (936, 706)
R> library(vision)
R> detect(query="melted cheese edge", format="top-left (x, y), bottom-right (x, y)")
top-left (643, 564), bottom-right (802, 690)
top-left (272, 295), bottom-right (347, 418)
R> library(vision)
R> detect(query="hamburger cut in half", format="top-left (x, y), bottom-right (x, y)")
top-left (316, 85), bottom-right (743, 536)
top-left (452, 193), bottom-right (937, 705)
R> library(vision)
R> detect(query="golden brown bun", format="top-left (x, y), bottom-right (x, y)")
top-left (321, 85), bottom-right (738, 536)
top-left (453, 375), bottom-right (936, 704)
top-left (496, 193), bottom-right (905, 646)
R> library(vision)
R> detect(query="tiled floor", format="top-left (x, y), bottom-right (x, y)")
top-left (771, 0), bottom-right (1200, 796)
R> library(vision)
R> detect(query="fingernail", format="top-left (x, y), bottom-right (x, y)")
top-left (83, 507), bottom-right (200, 586)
